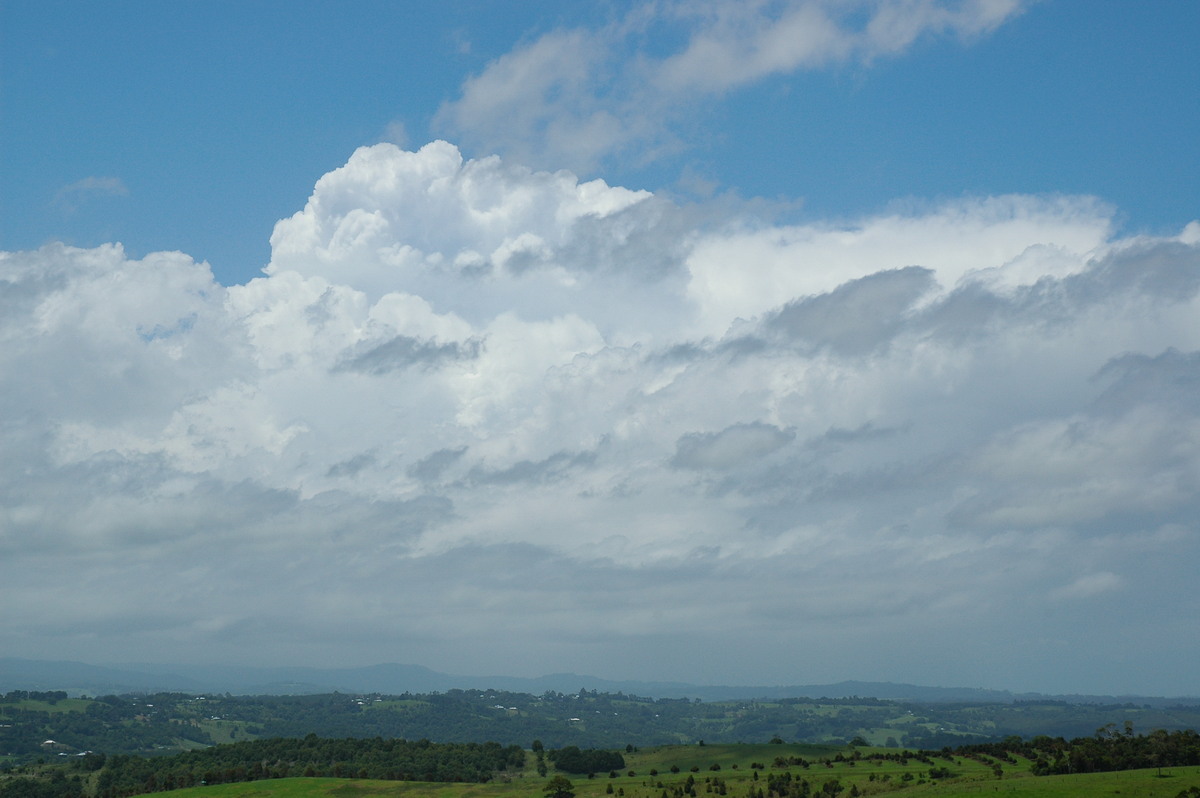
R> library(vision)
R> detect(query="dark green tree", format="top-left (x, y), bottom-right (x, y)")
top-left (545, 775), bottom-right (576, 798)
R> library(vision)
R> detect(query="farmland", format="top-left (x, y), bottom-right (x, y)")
top-left (5, 689), bottom-right (1200, 798)
top-left (6, 690), bottom-right (1200, 762)
top-left (11, 743), bottom-right (1198, 798)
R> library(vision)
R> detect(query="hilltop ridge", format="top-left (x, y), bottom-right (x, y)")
top-left (2, 658), bottom-right (1194, 707)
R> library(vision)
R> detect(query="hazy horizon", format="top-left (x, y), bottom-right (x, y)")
top-left (2, 1), bottom-right (1198, 698)
top-left (8, 655), bottom-right (1200, 701)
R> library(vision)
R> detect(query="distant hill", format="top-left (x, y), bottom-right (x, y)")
top-left (0, 657), bottom-right (207, 695)
top-left (2, 657), bottom-right (1195, 707)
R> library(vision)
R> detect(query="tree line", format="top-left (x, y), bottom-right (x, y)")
top-left (954, 724), bottom-right (1200, 775)
top-left (9, 735), bottom-right (524, 798)
top-left (547, 746), bottom-right (626, 774)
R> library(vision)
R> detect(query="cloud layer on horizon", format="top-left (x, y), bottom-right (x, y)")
top-left (3, 141), bottom-right (1199, 694)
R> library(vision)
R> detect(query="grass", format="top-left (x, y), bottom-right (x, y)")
top-left (6, 698), bottom-right (94, 714)
top-left (911, 768), bottom-right (1200, 796)
top-left (624, 743), bottom-right (839, 771)
top-left (195, 719), bottom-right (257, 745)
top-left (139, 744), bottom-right (1200, 798)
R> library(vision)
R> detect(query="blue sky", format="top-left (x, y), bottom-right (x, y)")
top-left (4, 2), bottom-right (1196, 284)
top-left (2, 1), bottom-right (1200, 696)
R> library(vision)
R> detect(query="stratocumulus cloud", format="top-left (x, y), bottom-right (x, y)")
top-left (2, 142), bottom-right (1199, 693)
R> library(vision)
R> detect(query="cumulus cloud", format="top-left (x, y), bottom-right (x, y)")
top-left (437, 0), bottom-right (1030, 172)
top-left (3, 142), bottom-right (1200, 691)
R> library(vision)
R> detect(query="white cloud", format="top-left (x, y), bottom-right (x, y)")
top-left (267, 141), bottom-right (654, 293)
top-left (3, 145), bottom-right (1200, 690)
top-left (685, 195), bottom-right (1113, 338)
top-left (437, 0), bottom-right (1030, 172)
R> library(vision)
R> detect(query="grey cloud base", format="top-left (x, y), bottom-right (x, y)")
top-left (2, 143), bottom-right (1198, 695)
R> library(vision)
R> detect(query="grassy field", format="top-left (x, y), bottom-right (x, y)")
top-left (9, 697), bottom-right (93, 714)
top-left (146, 744), bottom-right (1200, 798)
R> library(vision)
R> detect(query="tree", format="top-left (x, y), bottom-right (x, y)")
top-left (545, 776), bottom-right (576, 798)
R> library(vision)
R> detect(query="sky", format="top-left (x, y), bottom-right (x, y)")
top-left (1, 1), bottom-right (1198, 697)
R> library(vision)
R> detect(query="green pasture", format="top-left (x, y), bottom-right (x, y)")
top-left (132, 743), bottom-right (1200, 798)
top-left (623, 743), bottom-right (839, 771)
top-left (163, 780), bottom-right (540, 798)
top-left (148, 769), bottom-right (1200, 798)
top-left (195, 719), bottom-right (258, 745)
top-left (6, 698), bottom-right (93, 714)
top-left (912, 767), bottom-right (1200, 796)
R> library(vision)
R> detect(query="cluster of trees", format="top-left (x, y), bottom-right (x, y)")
top-left (67, 735), bottom-right (523, 798)
top-left (0, 771), bottom-right (85, 798)
top-left (0, 736), bottom-right (529, 798)
top-left (985, 725), bottom-right (1200, 776)
top-left (743, 775), bottom-right (849, 798)
top-left (547, 746), bottom-right (626, 774)
top-left (0, 693), bottom-right (70, 705)
top-left (879, 725), bottom-right (1200, 778)
top-left (0, 695), bottom-right (209, 757)
top-left (655, 772), bottom-right (726, 798)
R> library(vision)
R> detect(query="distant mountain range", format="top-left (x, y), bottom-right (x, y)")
top-left (1, 657), bottom-right (1194, 707)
